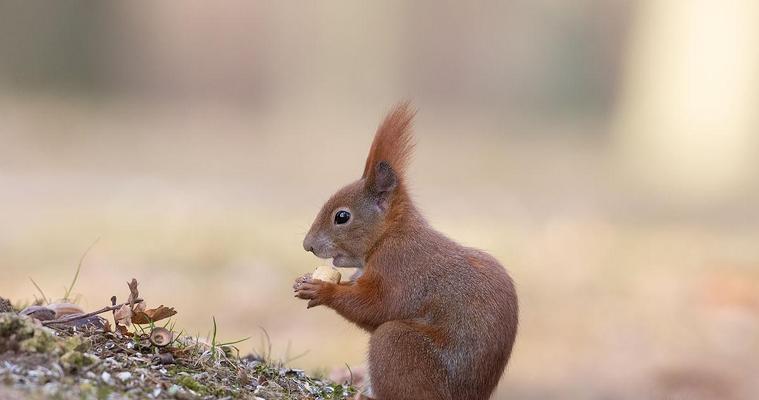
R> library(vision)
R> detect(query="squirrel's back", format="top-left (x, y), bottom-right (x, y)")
top-left (371, 217), bottom-right (518, 398)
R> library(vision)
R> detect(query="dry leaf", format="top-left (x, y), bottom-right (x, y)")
top-left (102, 319), bottom-right (112, 333)
top-left (113, 304), bottom-right (132, 327)
top-left (132, 305), bottom-right (177, 325)
top-left (127, 278), bottom-right (139, 307)
top-left (116, 323), bottom-right (133, 337)
top-left (134, 302), bottom-right (146, 313)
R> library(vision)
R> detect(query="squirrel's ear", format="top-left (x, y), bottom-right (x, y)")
top-left (366, 161), bottom-right (397, 209)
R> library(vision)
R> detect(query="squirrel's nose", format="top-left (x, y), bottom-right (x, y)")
top-left (303, 236), bottom-right (315, 253)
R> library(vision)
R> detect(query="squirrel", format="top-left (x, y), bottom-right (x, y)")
top-left (294, 103), bottom-right (518, 400)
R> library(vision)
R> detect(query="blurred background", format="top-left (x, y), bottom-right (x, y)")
top-left (1, 1), bottom-right (758, 399)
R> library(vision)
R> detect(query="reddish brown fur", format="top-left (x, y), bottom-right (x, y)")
top-left (362, 102), bottom-right (416, 181)
top-left (296, 103), bottom-right (518, 400)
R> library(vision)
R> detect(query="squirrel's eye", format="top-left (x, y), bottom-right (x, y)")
top-left (334, 210), bottom-right (351, 225)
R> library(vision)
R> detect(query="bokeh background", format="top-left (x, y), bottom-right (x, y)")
top-left (2, 1), bottom-right (759, 399)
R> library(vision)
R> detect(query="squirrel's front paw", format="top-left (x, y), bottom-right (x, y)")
top-left (292, 273), bottom-right (312, 290)
top-left (293, 277), bottom-right (334, 308)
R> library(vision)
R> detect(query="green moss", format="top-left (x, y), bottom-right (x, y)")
top-left (62, 335), bottom-right (90, 353)
top-left (96, 385), bottom-right (112, 400)
top-left (204, 384), bottom-right (230, 398)
top-left (60, 350), bottom-right (97, 371)
top-left (177, 375), bottom-right (207, 394)
top-left (78, 381), bottom-right (96, 397)
top-left (166, 364), bottom-right (195, 377)
top-left (254, 362), bottom-right (280, 379)
top-left (18, 328), bottom-right (58, 354)
top-left (0, 313), bottom-right (35, 338)
top-left (0, 313), bottom-right (61, 354)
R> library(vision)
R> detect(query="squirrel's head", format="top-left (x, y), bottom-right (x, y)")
top-left (303, 103), bottom-right (415, 268)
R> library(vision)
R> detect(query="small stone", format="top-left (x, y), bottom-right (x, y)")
top-left (116, 371), bottom-right (132, 382)
top-left (101, 371), bottom-right (112, 385)
top-left (42, 382), bottom-right (59, 396)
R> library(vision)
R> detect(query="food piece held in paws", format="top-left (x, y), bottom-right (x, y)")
top-left (312, 266), bottom-right (341, 284)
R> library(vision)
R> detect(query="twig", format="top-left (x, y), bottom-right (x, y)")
top-left (42, 298), bottom-right (144, 326)
top-left (110, 296), bottom-right (117, 320)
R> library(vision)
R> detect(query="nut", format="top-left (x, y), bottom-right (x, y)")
top-left (312, 266), bottom-right (341, 284)
top-left (149, 327), bottom-right (173, 347)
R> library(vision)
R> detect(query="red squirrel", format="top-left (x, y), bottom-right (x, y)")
top-left (294, 103), bottom-right (518, 400)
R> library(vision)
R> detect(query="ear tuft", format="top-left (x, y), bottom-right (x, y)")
top-left (362, 102), bottom-right (416, 182)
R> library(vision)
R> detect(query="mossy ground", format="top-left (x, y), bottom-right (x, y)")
top-left (0, 313), bottom-right (355, 399)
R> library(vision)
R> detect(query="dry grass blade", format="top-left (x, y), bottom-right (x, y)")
top-left (345, 363), bottom-right (354, 386)
top-left (258, 326), bottom-right (272, 362)
top-left (64, 237), bottom-right (100, 301)
top-left (28, 277), bottom-right (49, 304)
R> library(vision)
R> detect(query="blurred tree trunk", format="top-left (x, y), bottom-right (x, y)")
top-left (613, 0), bottom-right (759, 202)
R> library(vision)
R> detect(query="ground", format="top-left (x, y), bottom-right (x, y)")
top-left (0, 307), bottom-right (355, 400)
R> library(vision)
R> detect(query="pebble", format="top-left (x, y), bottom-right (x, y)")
top-left (100, 371), bottom-right (112, 385)
top-left (116, 371), bottom-right (132, 382)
